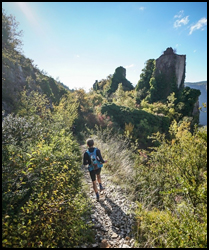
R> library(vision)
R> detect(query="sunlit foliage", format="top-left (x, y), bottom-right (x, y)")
top-left (134, 121), bottom-right (207, 248)
top-left (2, 90), bottom-right (94, 247)
top-left (101, 102), bottom-right (170, 147)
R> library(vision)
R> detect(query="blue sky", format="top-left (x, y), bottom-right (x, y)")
top-left (2, 2), bottom-right (207, 91)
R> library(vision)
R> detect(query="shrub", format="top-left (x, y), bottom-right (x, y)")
top-left (135, 202), bottom-right (207, 248)
top-left (133, 121), bottom-right (207, 248)
top-left (2, 95), bottom-right (94, 247)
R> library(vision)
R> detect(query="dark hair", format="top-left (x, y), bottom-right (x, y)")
top-left (86, 138), bottom-right (94, 147)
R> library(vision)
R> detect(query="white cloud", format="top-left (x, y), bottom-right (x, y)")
top-left (139, 7), bottom-right (145, 11)
top-left (174, 10), bottom-right (184, 19)
top-left (174, 16), bottom-right (189, 28)
top-left (125, 64), bottom-right (134, 69)
top-left (189, 17), bottom-right (207, 35)
top-left (173, 10), bottom-right (189, 29)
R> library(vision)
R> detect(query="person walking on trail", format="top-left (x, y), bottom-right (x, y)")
top-left (83, 138), bottom-right (107, 202)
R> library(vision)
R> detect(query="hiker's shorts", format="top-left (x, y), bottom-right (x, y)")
top-left (89, 168), bottom-right (101, 182)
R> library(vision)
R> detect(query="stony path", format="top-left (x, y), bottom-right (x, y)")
top-left (79, 146), bottom-right (138, 248)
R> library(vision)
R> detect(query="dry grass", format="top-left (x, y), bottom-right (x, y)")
top-left (87, 128), bottom-right (137, 199)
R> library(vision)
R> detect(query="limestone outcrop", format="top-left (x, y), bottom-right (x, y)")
top-left (155, 47), bottom-right (186, 91)
top-left (155, 48), bottom-right (200, 122)
top-left (2, 54), bottom-right (68, 115)
top-left (93, 66), bottom-right (134, 94)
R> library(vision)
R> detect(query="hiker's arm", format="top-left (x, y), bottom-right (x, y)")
top-left (83, 152), bottom-right (90, 166)
top-left (96, 149), bottom-right (107, 163)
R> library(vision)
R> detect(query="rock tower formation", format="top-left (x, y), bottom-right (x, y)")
top-left (155, 47), bottom-right (186, 90)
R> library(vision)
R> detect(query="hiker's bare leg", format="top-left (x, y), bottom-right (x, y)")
top-left (92, 180), bottom-right (98, 193)
top-left (96, 174), bottom-right (101, 184)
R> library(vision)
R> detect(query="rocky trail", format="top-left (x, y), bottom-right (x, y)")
top-left (79, 146), bottom-right (138, 248)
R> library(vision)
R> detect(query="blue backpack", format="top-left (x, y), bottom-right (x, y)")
top-left (86, 148), bottom-right (103, 171)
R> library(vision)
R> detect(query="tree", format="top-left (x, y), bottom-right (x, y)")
top-left (16, 89), bottom-right (51, 120)
top-left (2, 8), bottom-right (23, 52)
top-left (135, 59), bottom-right (155, 92)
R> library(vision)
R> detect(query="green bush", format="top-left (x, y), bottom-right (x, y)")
top-left (135, 202), bottom-right (207, 248)
top-left (133, 121), bottom-right (207, 248)
top-left (101, 102), bottom-right (170, 146)
top-left (2, 125), bottom-right (93, 247)
top-left (2, 90), bottom-right (94, 247)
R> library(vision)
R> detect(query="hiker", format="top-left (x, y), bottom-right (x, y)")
top-left (83, 138), bottom-right (107, 201)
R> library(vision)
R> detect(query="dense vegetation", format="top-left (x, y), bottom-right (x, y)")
top-left (2, 9), bottom-right (207, 248)
top-left (2, 90), bottom-right (96, 248)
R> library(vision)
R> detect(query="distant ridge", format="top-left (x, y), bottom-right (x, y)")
top-left (185, 81), bottom-right (207, 126)
top-left (185, 81), bottom-right (207, 86)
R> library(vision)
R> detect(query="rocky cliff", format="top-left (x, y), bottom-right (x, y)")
top-left (155, 47), bottom-right (186, 93)
top-left (2, 53), bottom-right (69, 115)
top-left (93, 66), bottom-right (134, 94)
top-left (154, 47), bottom-right (201, 124)
top-left (2, 59), bottom-right (38, 114)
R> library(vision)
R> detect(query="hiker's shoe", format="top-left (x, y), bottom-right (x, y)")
top-left (100, 187), bottom-right (105, 191)
top-left (96, 196), bottom-right (100, 202)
